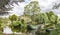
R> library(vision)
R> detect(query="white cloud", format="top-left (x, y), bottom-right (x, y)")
top-left (38, 0), bottom-right (57, 11)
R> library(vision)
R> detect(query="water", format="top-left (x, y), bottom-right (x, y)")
top-left (3, 26), bottom-right (13, 34)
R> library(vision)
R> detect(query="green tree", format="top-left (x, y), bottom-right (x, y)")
top-left (0, 0), bottom-right (10, 12)
top-left (11, 21), bottom-right (22, 32)
top-left (9, 14), bottom-right (18, 22)
top-left (24, 1), bottom-right (40, 16)
top-left (10, 20), bottom-right (27, 32)
top-left (0, 0), bottom-right (24, 14)
top-left (0, 18), bottom-right (9, 32)
top-left (24, 1), bottom-right (41, 24)
top-left (46, 11), bottom-right (58, 26)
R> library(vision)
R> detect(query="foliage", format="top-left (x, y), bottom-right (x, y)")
top-left (23, 1), bottom-right (60, 35)
top-left (9, 14), bottom-right (18, 22)
top-left (0, 18), bottom-right (9, 32)
top-left (10, 20), bottom-right (27, 32)
top-left (0, 0), bottom-right (10, 12)
top-left (24, 1), bottom-right (40, 16)
top-left (11, 21), bottom-right (22, 32)
top-left (0, 0), bottom-right (24, 14)
top-left (0, 1), bottom-right (60, 35)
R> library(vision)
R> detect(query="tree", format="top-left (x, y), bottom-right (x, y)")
top-left (53, 3), bottom-right (60, 9)
top-left (0, 18), bottom-right (9, 32)
top-left (0, 0), bottom-right (24, 14)
top-left (11, 21), bottom-right (22, 32)
top-left (24, 1), bottom-right (41, 24)
top-left (10, 20), bottom-right (27, 32)
top-left (24, 1), bottom-right (40, 16)
top-left (46, 11), bottom-right (58, 25)
top-left (9, 14), bottom-right (18, 22)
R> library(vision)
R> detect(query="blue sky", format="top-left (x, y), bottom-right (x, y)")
top-left (8, 0), bottom-right (60, 17)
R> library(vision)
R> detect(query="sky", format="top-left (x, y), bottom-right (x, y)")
top-left (7, 0), bottom-right (60, 17)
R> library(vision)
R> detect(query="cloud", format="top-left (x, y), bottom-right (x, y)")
top-left (38, 0), bottom-right (57, 11)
